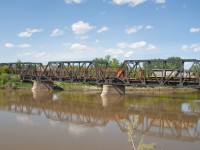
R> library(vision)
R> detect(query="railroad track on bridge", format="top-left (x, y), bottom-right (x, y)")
top-left (0, 59), bottom-right (200, 87)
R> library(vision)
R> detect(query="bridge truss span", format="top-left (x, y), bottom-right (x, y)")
top-left (121, 59), bottom-right (200, 87)
top-left (0, 59), bottom-right (200, 87)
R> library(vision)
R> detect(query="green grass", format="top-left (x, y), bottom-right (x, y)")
top-left (54, 82), bottom-right (102, 90)
top-left (0, 73), bottom-right (32, 89)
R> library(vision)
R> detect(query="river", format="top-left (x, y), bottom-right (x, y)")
top-left (0, 90), bottom-right (200, 150)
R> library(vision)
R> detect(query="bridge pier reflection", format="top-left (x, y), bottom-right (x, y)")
top-left (0, 90), bottom-right (199, 142)
top-left (101, 95), bottom-right (124, 107)
top-left (101, 85), bottom-right (125, 96)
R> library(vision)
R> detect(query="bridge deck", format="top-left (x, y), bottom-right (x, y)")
top-left (0, 59), bottom-right (200, 87)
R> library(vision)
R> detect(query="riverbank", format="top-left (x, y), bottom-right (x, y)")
top-left (1, 81), bottom-right (198, 93)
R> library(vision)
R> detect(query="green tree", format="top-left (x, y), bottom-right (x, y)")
top-left (93, 55), bottom-right (120, 68)
top-left (0, 66), bottom-right (9, 75)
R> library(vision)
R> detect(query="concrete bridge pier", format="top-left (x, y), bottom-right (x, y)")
top-left (101, 85), bottom-right (125, 96)
top-left (32, 80), bottom-right (54, 91)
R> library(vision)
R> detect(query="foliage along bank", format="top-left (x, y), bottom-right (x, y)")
top-left (0, 66), bottom-right (32, 89)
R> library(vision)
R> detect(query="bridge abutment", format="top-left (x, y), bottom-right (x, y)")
top-left (101, 85), bottom-right (125, 96)
top-left (32, 80), bottom-right (54, 91)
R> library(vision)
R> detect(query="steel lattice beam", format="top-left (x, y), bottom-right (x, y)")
top-left (1, 59), bottom-right (200, 87)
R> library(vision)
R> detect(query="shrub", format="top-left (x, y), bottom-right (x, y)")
top-left (0, 73), bottom-right (10, 84)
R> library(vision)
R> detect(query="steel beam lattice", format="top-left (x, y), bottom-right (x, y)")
top-left (1, 59), bottom-right (200, 87)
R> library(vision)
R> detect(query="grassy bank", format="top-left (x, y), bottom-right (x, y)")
top-left (54, 82), bottom-right (102, 91)
top-left (0, 73), bottom-right (198, 93)
top-left (0, 73), bottom-right (32, 89)
top-left (126, 86), bottom-right (199, 93)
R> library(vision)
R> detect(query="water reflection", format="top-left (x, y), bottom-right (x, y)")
top-left (0, 90), bottom-right (199, 143)
top-left (100, 95), bottom-right (124, 107)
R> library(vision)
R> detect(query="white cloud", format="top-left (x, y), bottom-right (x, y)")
top-left (145, 25), bottom-right (154, 29)
top-left (125, 24), bottom-right (153, 34)
top-left (181, 45), bottom-right (189, 50)
top-left (18, 51), bottom-right (47, 57)
top-left (124, 51), bottom-right (133, 57)
top-left (117, 41), bottom-right (156, 50)
top-left (126, 25), bottom-right (143, 34)
top-left (18, 44), bottom-right (31, 48)
top-left (129, 41), bottom-right (147, 48)
top-left (154, 0), bottom-right (165, 4)
top-left (181, 44), bottom-right (200, 52)
top-left (18, 28), bottom-right (43, 37)
top-left (105, 49), bottom-right (124, 57)
top-left (4, 42), bottom-right (15, 48)
top-left (70, 43), bottom-right (87, 51)
top-left (64, 0), bottom-right (83, 4)
top-left (35, 52), bottom-right (47, 57)
top-left (105, 49), bottom-right (135, 58)
top-left (97, 26), bottom-right (109, 33)
top-left (117, 42), bottom-right (127, 49)
top-left (146, 44), bottom-right (156, 50)
top-left (5, 43), bottom-right (31, 48)
top-left (190, 27), bottom-right (200, 33)
top-left (112, 0), bottom-right (146, 7)
top-left (71, 21), bottom-right (95, 35)
top-left (50, 28), bottom-right (64, 37)
top-left (63, 43), bottom-right (88, 53)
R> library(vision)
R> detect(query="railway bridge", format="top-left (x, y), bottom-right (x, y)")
top-left (0, 59), bottom-right (200, 95)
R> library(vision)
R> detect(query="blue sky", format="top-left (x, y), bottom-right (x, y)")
top-left (0, 0), bottom-right (200, 63)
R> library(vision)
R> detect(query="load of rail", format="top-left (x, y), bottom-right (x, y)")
top-left (0, 59), bottom-right (200, 87)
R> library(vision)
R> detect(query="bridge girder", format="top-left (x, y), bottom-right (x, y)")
top-left (0, 59), bottom-right (200, 87)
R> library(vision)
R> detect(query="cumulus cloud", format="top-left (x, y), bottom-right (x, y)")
top-left (125, 25), bottom-right (153, 34)
top-left (64, 0), bottom-right (83, 4)
top-left (97, 26), bottom-right (109, 33)
top-left (146, 43), bottom-right (156, 50)
top-left (18, 51), bottom-right (47, 57)
top-left (4, 42), bottom-right (15, 48)
top-left (18, 28), bottom-right (43, 37)
top-left (71, 21), bottom-right (95, 35)
top-left (63, 43), bottom-right (88, 53)
top-left (117, 41), bottom-right (156, 50)
top-left (190, 27), bottom-right (200, 33)
top-left (105, 49), bottom-right (134, 58)
top-left (124, 51), bottom-right (134, 57)
top-left (154, 0), bottom-right (166, 4)
top-left (18, 44), bottom-right (31, 48)
top-left (112, 0), bottom-right (146, 7)
top-left (129, 41), bottom-right (147, 48)
top-left (5, 43), bottom-right (31, 48)
top-left (181, 44), bottom-right (200, 52)
top-left (105, 49), bottom-right (124, 57)
top-left (70, 43), bottom-right (87, 51)
top-left (50, 28), bottom-right (64, 37)
top-left (107, 41), bottom-right (156, 58)
top-left (126, 25), bottom-right (143, 34)
top-left (145, 25), bottom-right (154, 29)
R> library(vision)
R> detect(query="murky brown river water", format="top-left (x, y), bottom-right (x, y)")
top-left (0, 90), bottom-right (200, 150)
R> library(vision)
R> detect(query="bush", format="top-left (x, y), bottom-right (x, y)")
top-left (10, 74), bottom-right (20, 82)
top-left (0, 66), bottom-right (9, 75)
top-left (0, 73), bottom-right (10, 84)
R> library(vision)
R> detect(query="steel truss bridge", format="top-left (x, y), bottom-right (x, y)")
top-left (1, 59), bottom-right (200, 87)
